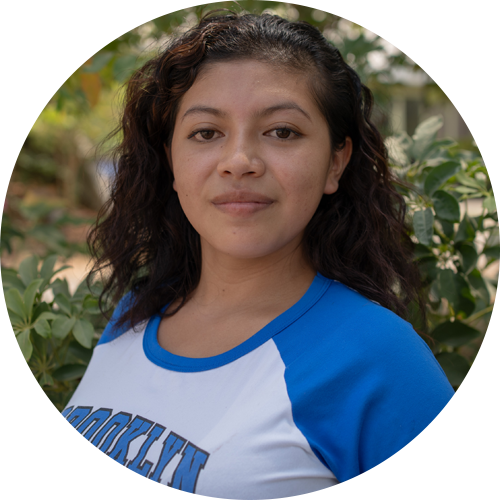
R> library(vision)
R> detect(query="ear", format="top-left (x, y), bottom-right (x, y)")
top-left (163, 143), bottom-right (177, 192)
top-left (323, 137), bottom-right (352, 195)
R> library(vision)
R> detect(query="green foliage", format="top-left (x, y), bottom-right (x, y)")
top-left (388, 116), bottom-right (498, 388)
top-left (1, 198), bottom-right (91, 258)
top-left (1, 213), bottom-right (24, 254)
top-left (2, 255), bottom-right (111, 410)
top-left (50, 2), bottom-right (418, 114)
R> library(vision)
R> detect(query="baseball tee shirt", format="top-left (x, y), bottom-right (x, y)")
top-left (63, 273), bottom-right (454, 499)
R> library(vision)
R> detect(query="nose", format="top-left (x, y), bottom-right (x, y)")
top-left (216, 135), bottom-right (265, 179)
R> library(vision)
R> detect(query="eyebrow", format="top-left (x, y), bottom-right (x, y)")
top-left (181, 102), bottom-right (311, 122)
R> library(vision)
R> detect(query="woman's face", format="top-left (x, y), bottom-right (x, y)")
top-left (169, 60), bottom-right (351, 262)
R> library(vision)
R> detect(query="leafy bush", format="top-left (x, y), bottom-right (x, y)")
top-left (2, 255), bottom-right (111, 410)
top-left (11, 201), bottom-right (90, 257)
top-left (388, 115), bottom-right (498, 387)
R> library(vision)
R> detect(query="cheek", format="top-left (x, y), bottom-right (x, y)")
top-left (284, 161), bottom-right (328, 204)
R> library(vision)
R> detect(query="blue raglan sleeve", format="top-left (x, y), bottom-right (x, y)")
top-left (97, 291), bottom-right (135, 346)
top-left (360, 322), bottom-right (496, 496)
top-left (274, 290), bottom-right (454, 483)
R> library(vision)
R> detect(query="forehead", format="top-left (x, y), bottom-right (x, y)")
top-left (176, 59), bottom-right (322, 119)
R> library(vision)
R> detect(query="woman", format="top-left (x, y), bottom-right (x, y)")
top-left (62, 12), bottom-right (454, 498)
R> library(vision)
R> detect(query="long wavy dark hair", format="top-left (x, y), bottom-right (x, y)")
top-left (88, 12), bottom-right (425, 329)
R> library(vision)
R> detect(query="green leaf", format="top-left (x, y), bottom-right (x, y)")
top-left (35, 311), bottom-right (58, 322)
top-left (454, 186), bottom-right (479, 195)
top-left (73, 279), bottom-right (91, 301)
top-left (458, 295), bottom-right (476, 318)
top-left (483, 245), bottom-right (500, 259)
top-left (455, 170), bottom-right (485, 191)
top-left (22, 278), bottom-right (43, 318)
top-left (1, 268), bottom-right (25, 292)
top-left (54, 293), bottom-right (72, 315)
top-left (411, 115), bottom-right (443, 160)
top-left (73, 318), bottom-right (94, 349)
top-left (18, 255), bottom-right (39, 287)
top-left (456, 243), bottom-right (478, 274)
top-left (432, 320), bottom-right (480, 347)
top-left (34, 319), bottom-right (51, 338)
top-left (51, 278), bottom-right (70, 297)
top-left (82, 295), bottom-right (100, 314)
top-left (435, 352), bottom-right (469, 387)
top-left (468, 269), bottom-right (490, 304)
top-left (440, 219), bottom-right (455, 239)
top-left (413, 208), bottom-right (434, 245)
top-left (424, 161), bottom-right (461, 196)
top-left (414, 243), bottom-right (433, 258)
top-left (7, 309), bottom-right (24, 328)
top-left (418, 256), bottom-right (439, 282)
top-left (413, 115), bottom-right (444, 140)
top-left (16, 329), bottom-right (33, 361)
top-left (40, 254), bottom-right (58, 280)
top-left (432, 190), bottom-right (461, 222)
top-left (455, 215), bottom-right (476, 243)
top-left (68, 341), bottom-right (93, 364)
top-left (40, 265), bottom-right (71, 291)
top-left (51, 316), bottom-right (76, 340)
top-left (437, 269), bottom-right (460, 311)
top-left (31, 303), bottom-right (50, 322)
top-left (5, 288), bottom-right (27, 319)
top-left (52, 364), bottom-right (87, 381)
top-left (483, 196), bottom-right (497, 213)
top-left (113, 54), bottom-right (139, 82)
top-left (82, 51), bottom-right (114, 73)
top-left (39, 372), bottom-right (54, 387)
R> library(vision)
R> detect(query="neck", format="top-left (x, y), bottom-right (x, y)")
top-left (190, 241), bottom-right (316, 313)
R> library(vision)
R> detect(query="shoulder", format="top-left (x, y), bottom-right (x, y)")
top-left (97, 291), bottom-right (136, 346)
top-left (274, 276), bottom-right (433, 371)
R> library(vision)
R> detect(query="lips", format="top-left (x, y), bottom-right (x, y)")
top-left (212, 191), bottom-right (274, 204)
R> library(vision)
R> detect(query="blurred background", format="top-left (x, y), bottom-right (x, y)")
top-left (1, 1), bottom-right (475, 289)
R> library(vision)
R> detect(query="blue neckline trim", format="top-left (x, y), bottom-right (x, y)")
top-left (143, 273), bottom-right (332, 372)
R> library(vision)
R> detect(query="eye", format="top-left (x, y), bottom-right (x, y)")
top-left (188, 129), bottom-right (222, 142)
top-left (266, 127), bottom-right (301, 140)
